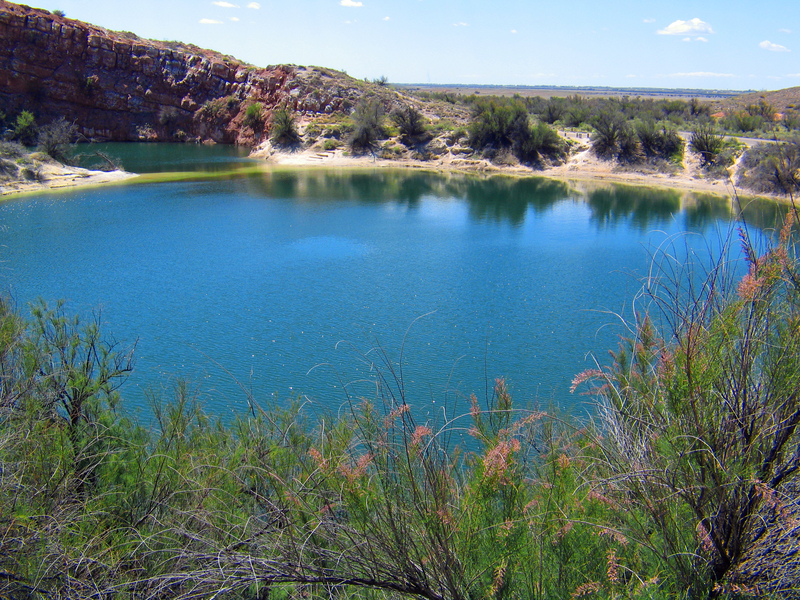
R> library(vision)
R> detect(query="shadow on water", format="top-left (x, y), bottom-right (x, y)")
top-left (74, 142), bottom-right (252, 173)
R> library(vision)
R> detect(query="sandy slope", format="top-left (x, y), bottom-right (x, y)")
top-left (252, 134), bottom-right (762, 201)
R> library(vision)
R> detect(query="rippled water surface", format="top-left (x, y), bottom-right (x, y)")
top-left (0, 153), bottom-right (782, 422)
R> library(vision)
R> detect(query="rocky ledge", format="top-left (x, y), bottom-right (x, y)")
top-left (0, 0), bottom-right (369, 143)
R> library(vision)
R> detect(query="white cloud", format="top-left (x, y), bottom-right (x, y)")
top-left (682, 37), bottom-right (691, 42)
top-left (247, 2), bottom-right (260, 7)
top-left (626, 74), bottom-right (636, 78)
top-left (696, 37), bottom-right (708, 42)
top-left (760, 40), bottom-right (790, 52)
top-left (230, 16), bottom-right (239, 21)
top-left (643, 18), bottom-right (655, 23)
top-left (383, 16), bottom-right (389, 20)
top-left (453, 22), bottom-right (468, 26)
top-left (788, 73), bottom-right (800, 77)
top-left (779, 28), bottom-right (792, 33)
top-left (212, 1), bottom-right (238, 7)
top-left (658, 18), bottom-right (714, 36)
top-left (511, 29), bottom-right (517, 34)
top-left (199, 18), bottom-right (223, 23)
top-left (340, 0), bottom-right (363, 6)
top-left (668, 71), bottom-right (734, 77)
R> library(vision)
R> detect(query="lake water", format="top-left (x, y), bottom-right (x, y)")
top-left (0, 146), bottom-right (785, 425)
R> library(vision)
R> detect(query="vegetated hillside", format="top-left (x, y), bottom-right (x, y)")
top-left (0, 0), bottom-right (431, 144)
top-left (715, 86), bottom-right (800, 116)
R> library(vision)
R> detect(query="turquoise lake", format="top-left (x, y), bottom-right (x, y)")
top-left (0, 146), bottom-right (785, 425)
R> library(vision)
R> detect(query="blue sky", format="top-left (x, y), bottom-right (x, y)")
top-left (29, 0), bottom-right (800, 90)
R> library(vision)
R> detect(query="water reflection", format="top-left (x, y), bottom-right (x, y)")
top-left (585, 186), bottom-right (681, 230)
top-left (464, 177), bottom-right (572, 225)
top-left (75, 138), bottom-right (791, 232)
top-left (240, 169), bottom-right (744, 230)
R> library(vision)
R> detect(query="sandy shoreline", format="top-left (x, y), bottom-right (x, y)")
top-left (1, 163), bottom-right (137, 197)
top-left (0, 141), bottom-right (790, 205)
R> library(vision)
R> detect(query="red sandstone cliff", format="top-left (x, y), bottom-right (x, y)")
top-left (0, 1), bottom-right (363, 143)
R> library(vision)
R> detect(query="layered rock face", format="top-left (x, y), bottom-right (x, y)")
top-left (0, 1), bottom-right (357, 143)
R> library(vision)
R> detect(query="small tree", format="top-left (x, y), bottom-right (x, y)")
top-left (349, 98), bottom-right (385, 152)
top-left (12, 110), bottom-right (37, 146)
top-left (37, 118), bottom-right (77, 163)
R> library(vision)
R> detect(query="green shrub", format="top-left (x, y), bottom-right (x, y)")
top-left (12, 110), bottom-right (37, 146)
top-left (389, 105), bottom-right (428, 142)
top-left (515, 121), bottom-right (566, 163)
top-left (635, 119), bottom-right (683, 161)
top-left (468, 98), bottom-right (528, 151)
top-left (591, 109), bottom-right (642, 162)
top-left (725, 111), bottom-right (763, 133)
top-left (690, 122), bottom-right (725, 166)
top-left (242, 102), bottom-right (265, 130)
top-left (322, 138), bottom-right (341, 151)
top-left (575, 214), bottom-right (800, 595)
top-left (269, 108), bottom-right (300, 146)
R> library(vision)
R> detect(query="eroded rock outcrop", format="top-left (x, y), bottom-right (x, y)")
top-left (0, 1), bottom-right (361, 143)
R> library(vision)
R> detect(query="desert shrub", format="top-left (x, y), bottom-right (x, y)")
top-left (737, 139), bottom-right (800, 195)
top-left (269, 108), bottom-right (300, 146)
top-left (515, 120), bottom-right (566, 164)
top-left (52, 9), bottom-right (65, 17)
top-left (561, 95), bottom-right (592, 128)
top-left (635, 119), bottom-right (684, 161)
top-left (574, 213), bottom-right (800, 596)
top-left (725, 111), bottom-right (763, 133)
top-left (688, 97), bottom-right (711, 118)
top-left (0, 141), bottom-right (27, 159)
top-left (690, 121), bottom-right (725, 166)
top-left (322, 138), bottom-right (341, 151)
top-left (348, 98), bottom-right (385, 152)
top-left (242, 102), bottom-right (265, 130)
top-left (591, 109), bottom-right (642, 162)
top-left (782, 110), bottom-right (800, 132)
top-left (390, 105), bottom-right (428, 142)
top-left (36, 118), bottom-right (77, 163)
top-left (12, 110), bottom-right (37, 146)
top-left (538, 97), bottom-right (566, 124)
top-left (468, 98), bottom-right (527, 152)
top-left (157, 106), bottom-right (179, 126)
top-left (746, 99), bottom-right (776, 121)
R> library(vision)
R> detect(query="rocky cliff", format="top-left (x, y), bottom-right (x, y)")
top-left (0, 0), bottom-right (368, 143)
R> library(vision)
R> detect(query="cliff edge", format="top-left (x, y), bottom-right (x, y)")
top-left (0, 1), bottom-right (369, 143)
